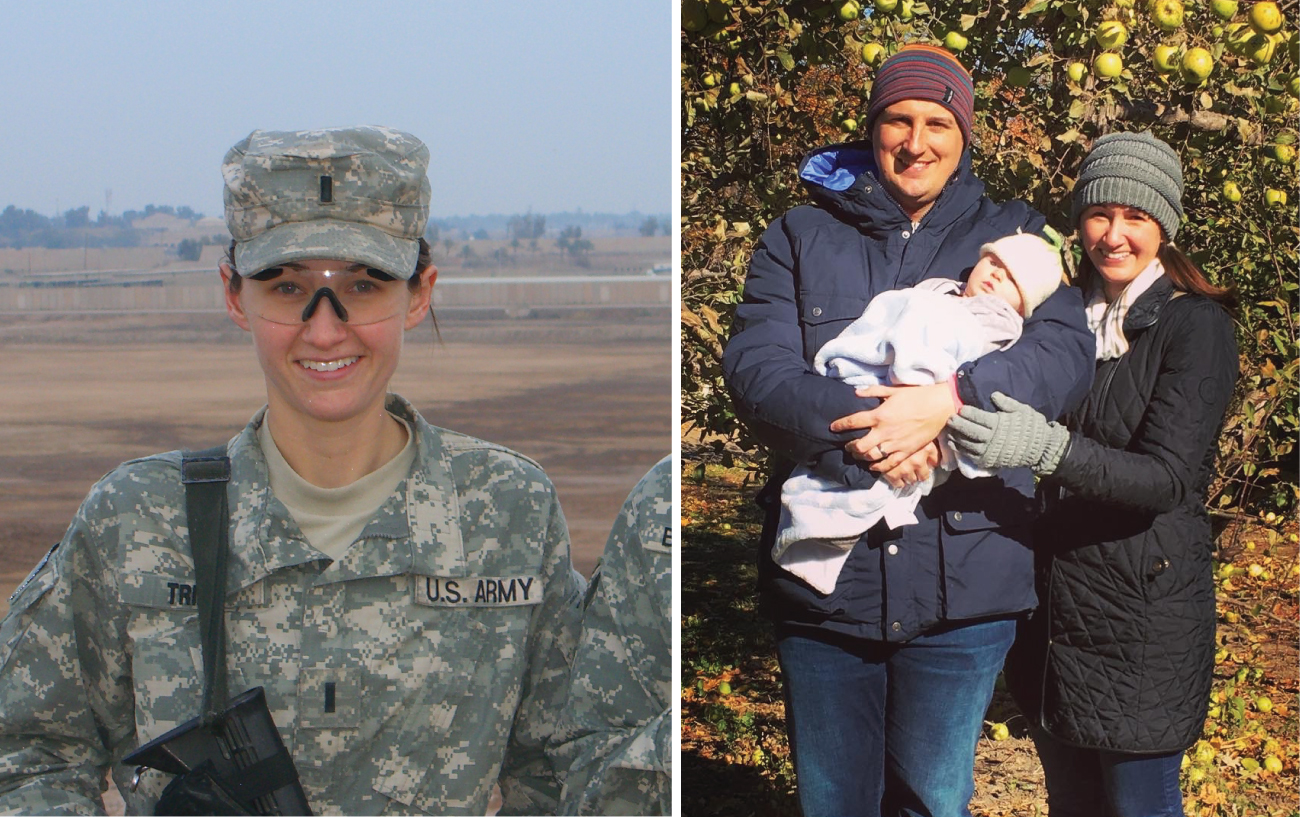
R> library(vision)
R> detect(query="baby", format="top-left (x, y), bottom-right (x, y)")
top-left (774, 231), bottom-right (1065, 595)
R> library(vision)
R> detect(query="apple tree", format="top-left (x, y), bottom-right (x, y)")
top-left (682, 0), bottom-right (1298, 512)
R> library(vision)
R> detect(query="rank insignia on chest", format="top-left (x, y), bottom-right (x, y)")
top-left (413, 574), bottom-right (543, 607)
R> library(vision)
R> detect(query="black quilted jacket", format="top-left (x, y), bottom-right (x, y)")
top-left (1005, 274), bottom-right (1239, 753)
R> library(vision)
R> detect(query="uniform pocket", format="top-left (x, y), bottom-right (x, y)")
top-left (370, 602), bottom-right (498, 813)
top-left (127, 608), bottom-right (204, 742)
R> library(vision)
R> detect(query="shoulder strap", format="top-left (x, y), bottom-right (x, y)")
top-left (181, 445), bottom-right (232, 725)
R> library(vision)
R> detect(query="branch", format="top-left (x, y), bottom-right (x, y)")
top-left (1095, 99), bottom-right (1245, 138)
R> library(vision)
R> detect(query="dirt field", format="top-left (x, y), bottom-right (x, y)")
top-left (0, 311), bottom-right (670, 615)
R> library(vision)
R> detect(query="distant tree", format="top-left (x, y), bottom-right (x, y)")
top-left (555, 225), bottom-right (594, 266)
top-left (508, 213), bottom-right (546, 240)
top-left (460, 244), bottom-right (475, 259)
top-left (442, 238), bottom-right (455, 257)
top-left (176, 238), bottom-right (202, 261)
top-left (63, 206), bottom-right (90, 229)
top-left (638, 216), bottom-right (659, 237)
top-left (176, 206), bottom-right (198, 221)
top-left (472, 228), bottom-right (489, 240)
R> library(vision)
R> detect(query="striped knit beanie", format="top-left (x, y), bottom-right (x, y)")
top-left (864, 44), bottom-right (974, 145)
top-left (1072, 131), bottom-right (1184, 240)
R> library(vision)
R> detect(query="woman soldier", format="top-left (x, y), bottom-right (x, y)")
top-left (0, 126), bottom-right (584, 815)
top-left (949, 130), bottom-right (1239, 816)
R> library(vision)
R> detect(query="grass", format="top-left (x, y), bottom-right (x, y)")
top-left (681, 461), bottom-right (1300, 817)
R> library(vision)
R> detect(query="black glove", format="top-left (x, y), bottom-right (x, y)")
top-left (946, 391), bottom-right (1070, 474)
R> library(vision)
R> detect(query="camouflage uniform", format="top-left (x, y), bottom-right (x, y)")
top-left (550, 456), bottom-right (672, 815)
top-left (0, 394), bottom-right (584, 815)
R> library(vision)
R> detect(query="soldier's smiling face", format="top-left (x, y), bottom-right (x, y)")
top-left (221, 258), bottom-right (435, 426)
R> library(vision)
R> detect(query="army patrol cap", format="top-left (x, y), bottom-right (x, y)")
top-left (223, 126), bottom-right (431, 279)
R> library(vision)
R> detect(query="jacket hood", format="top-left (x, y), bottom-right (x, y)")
top-left (797, 139), bottom-right (983, 234)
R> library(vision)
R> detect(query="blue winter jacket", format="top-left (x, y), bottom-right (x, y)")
top-left (723, 141), bottom-right (1096, 642)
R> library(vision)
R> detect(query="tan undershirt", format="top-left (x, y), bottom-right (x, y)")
top-left (257, 416), bottom-right (416, 563)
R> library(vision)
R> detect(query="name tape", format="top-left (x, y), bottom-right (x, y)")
top-left (413, 574), bottom-right (542, 608)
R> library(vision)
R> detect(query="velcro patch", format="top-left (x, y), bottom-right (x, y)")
top-left (413, 574), bottom-right (542, 608)
top-left (118, 573), bottom-right (267, 609)
top-left (645, 523), bottom-right (671, 554)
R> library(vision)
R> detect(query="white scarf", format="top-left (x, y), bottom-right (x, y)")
top-left (1084, 258), bottom-right (1165, 361)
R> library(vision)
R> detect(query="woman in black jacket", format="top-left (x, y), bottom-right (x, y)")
top-left (946, 131), bottom-right (1238, 816)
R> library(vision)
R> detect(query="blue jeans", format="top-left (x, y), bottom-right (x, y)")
top-left (1031, 726), bottom-right (1186, 817)
top-left (776, 618), bottom-right (1016, 817)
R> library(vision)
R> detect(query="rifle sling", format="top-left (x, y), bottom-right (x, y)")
top-left (181, 446), bottom-right (232, 725)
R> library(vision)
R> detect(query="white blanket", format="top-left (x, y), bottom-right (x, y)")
top-left (774, 282), bottom-right (1021, 595)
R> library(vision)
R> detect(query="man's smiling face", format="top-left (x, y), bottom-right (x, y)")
top-left (871, 99), bottom-right (964, 222)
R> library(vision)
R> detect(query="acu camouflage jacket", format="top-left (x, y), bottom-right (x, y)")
top-left (550, 456), bottom-right (672, 815)
top-left (0, 394), bottom-right (585, 815)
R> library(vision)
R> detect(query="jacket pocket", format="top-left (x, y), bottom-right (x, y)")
top-left (801, 295), bottom-right (868, 359)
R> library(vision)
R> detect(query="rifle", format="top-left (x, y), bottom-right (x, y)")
top-left (123, 447), bottom-right (310, 815)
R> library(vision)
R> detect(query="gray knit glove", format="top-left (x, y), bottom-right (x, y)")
top-left (946, 392), bottom-right (1070, 474)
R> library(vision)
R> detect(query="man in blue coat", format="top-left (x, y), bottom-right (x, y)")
top-left (722, 45), bottom-right (1094, 817)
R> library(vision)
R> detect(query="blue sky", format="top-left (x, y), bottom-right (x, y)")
top-left (3, 1), bottom-right (671, 219)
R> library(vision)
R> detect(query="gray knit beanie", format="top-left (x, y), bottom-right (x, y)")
top-left (1072, 131), bottom-right (1184, 240)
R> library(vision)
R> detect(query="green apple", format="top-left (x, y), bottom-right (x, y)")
top-left (1096, 20), bottom-right (1129, 49)
top-left (944, 30), bottom-right (970, 51)
top-left (839, 0), bottom-right (861, 21)
top-left (1272, 144), bottom-right (1297, 164)
top-left (1150, 0), bottom-right (1185, 32)
top-left (841, 118), bottom-right (859, 133)
top-left (1094, 52), bottom-right (1124, 78)
top-left (1249, 1), bottom-right (1283, 34)
top-left (1248, 33), bottom-right (1279, 64)
top-left (702, 72), bottom-right (720, 87)
top-left (1256, 695), bottom-right (1275, 712)
top-left (898, 0), bottom-right (914, 20)
top-left (683, 0), bottom-right (709, 32)
top-left (1265, 188), bottom-right (1288, 206)
top-left (1264, 755), bottom-right (1284, 773)
top-left (1067, 61), bottom-right (1088, 82)
top-left (1007, 65), bottom-right (1034, 86)
top-left (1225, 22), bottom-right (1255, 54)
top-left (1212, 24), bottom-right (1225, 38)
top-left (1181, 47), bottom-right (1214, 82)
top-left (990, 722), bottom-right (1010, 741)
top-left (718, 680), bottom-right (732, 695)
top-left (1061, 2), bottom-right (1081, 18)
top-left (1210, 0), bottom-right (1238, 20)
top-left (706, 0), bottom-right (730, 24)
top-left (728, 82), bottom-right (742, 97)
top-left (1289, 76), bottom-right (1300, 98)
top-left (862, 42), bottom-right (886, 65)
top-left (874, 0), bottom-right (898, 13)
top-left (1222, 180), bottom-right (1243, 201)
top-left (1154, 44), bottom-right (1181, 71)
